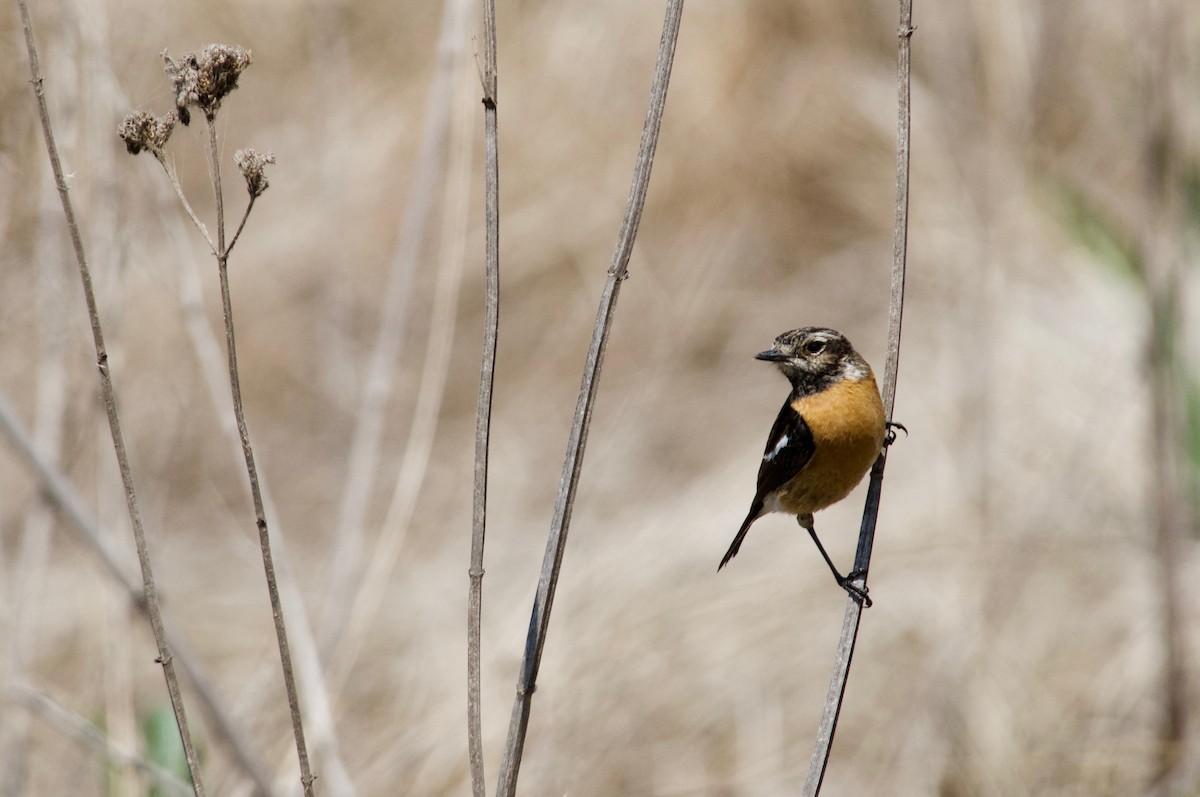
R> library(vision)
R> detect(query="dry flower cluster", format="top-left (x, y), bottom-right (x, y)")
top-left (1, 1), bottom-right (1197, 796)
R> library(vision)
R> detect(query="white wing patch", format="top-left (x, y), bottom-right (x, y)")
top-left (764, 434), bottom-right (789, 462)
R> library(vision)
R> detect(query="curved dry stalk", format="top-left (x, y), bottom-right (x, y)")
top-left (319, 0), bottom-right (466, 653)
top-left (329, 31), bottom-right (475, 685)
top-left (1137, 1), bottom-right (1189, 784)
top-left (11, 685), bottom-right (193, 797)
top-left (801, 3), bottom-right (913, 795)
top-left (0, 179), bottom-right (69, 793)
top-left (165, 193), bottom-right (354, 797)
top-left (203, 117), bottom-right (316, 797)
top-left (468, 0), bottom-right (499, 793)
top-left (0, 392), bottom-right (282, 797)
top-left (128, 105), bottom-right (348, 792)
top-left (154, 154), bottom-right (218, 255)
top-left (493, 3), bottom-right (685, 794)
top-left (15, 4), bottom-right (206, 795)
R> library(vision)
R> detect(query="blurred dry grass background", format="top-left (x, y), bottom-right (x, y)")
top-left (1, 0), bottom-right (1199, 795)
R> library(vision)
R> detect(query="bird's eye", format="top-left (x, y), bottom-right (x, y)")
top-left (803, 339), bottom-right (826, 355)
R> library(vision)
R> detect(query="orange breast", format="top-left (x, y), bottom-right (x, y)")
top-left (776, 376), bottom-right (886, 515)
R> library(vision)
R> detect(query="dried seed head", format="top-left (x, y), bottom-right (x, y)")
top-left (234, 148), bottom-right (276, 197)
top-left (117, 110), bottom-right (176, 156)
top-left (163, 44), bottom-right (252, 124)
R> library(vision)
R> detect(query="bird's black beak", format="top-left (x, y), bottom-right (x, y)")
top-left (755, 349), bottom-right (788, 362)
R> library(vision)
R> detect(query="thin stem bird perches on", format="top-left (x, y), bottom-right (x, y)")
top-left (468, 0), bottom-right (500, 793)
top-left (17, 5), bottom-right (208, 796)
top-left (801, 2), bottom-right (914, 795)
top-left (492, 3), bottom-right (685, 795)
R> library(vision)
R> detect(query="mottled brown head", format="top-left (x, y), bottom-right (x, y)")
top-left (755, 327), bottom-right (873, 396)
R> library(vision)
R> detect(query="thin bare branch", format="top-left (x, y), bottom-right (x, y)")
top-left (468, 0), bottom-right (499, 792)
top-left (320, 0), bottom-right (465, 650)
top-left (1138, 0), bottom-right (1189, 785)
top-left (0, 179), bottom-right (68, 793)
top-left (0, 392), bottom-right (282, 797)
top-left (145, 131), bottom-right (350, 796)
top-left (224, 195), bottom-right (257, 258)
top-left (326, 38), bottom-right (474, 729)
top-left (801, 3), bottom-right (913, 795)
top-left (154, 154), bottom-right (218, 255)
top-left (15, 4), bottom-right (207, 794)
top-left (123, 74), bottom-right (349, 792)
top-left (493, 3), bottom-right (685, 794)
top-left (204, 115), bottom-right (316, 797)
top-left (11, 685), bottom-right (193, 797)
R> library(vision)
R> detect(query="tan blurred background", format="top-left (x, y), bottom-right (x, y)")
top-left (1, 0), bottom-right (1198, 794)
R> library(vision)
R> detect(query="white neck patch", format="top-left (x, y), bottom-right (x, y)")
top-left (842, 360), bottom-right (869, 381)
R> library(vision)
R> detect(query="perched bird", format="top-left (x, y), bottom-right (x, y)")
top-left (719, 327), bottom-right (889, 605)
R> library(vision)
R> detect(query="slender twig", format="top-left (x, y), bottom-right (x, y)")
top-left (203, 116), bottom-right (316, 797)
top-left (11, 685), bottom-right (194, 797)
top-left (154, 155), bottom-right (218, 255)
top-left (152, 141), bottom-right (351, 795)
top-left (468, 0), bottom-right (499, 793)
top-left (319, 0), bottom-right (463, 651)
top-left (1137, 0), bottom-right (1188, 784)
top-left (800, 4), bottom-right (913, 795)
top-left (0, 181), bottom-right (68, 794)
top-left (225, 196), bottom-right (257, 258)
top-left (15, 4), bottom-right (206, 795)
top-left (493, 3), bottom-right (684, 794)
top-left (0, 392), bottom-right (282, 797)
top-left (328, 34), bottom-right (473, 691)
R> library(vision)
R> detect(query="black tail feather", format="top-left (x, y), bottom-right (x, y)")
top-left (718, 504), bottom-right (762, 570)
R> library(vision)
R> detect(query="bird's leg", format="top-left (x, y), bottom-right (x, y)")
top-left (884, 421), bottom-right (908, 446)
top-left (797, 513), bottom-right (872, 607)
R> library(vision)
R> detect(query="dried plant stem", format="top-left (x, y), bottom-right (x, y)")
top-left (801, 3), bottom-right (913, 795)
top-left (155, 154), bottom-right (349, 795)
top-left (12, 685), bottom-right (194, 797)
top-left (1138, 0), bottom-right (1189, 784)
top-left (0, 188), bottom-right (68, 795)
top-left (493, 3), bottom-right (684, 794)
top-left (0, 393), bottom-right (281, 797)
top-left (154, 155), bottom-right (218, 255)
top-left (226, 199), bottom-right (256, 258)
top-left (203, 118), bottom-right (316, 797)
top-left (320, 0), bottom-right (465, 652)
top-left (468, 0), bottom-right (499, 793)
top-left (15, 3), bottom-right (206, 795)
top-left (327, 46), bottom-right (474, 702)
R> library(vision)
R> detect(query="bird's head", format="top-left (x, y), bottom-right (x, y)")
top-left (755, 327), bottom-right (872, 393)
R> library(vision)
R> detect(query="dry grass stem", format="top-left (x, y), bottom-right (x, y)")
top-left (320, 0), bottom-right (466, 655)
top-left (158, 156), bottom-right (219, 255)
top-left (145, 134), bottom-right (345, 795)
top-left (5, 1), bottom-right (1191, 793)
top-left (1138, 0), bottom-right (1190, 785)
top-left (0, 392), bottom-right (281, 796)
top-left (148, 148), bottom-right (351, 795)
top-left (118, 111), bottom-right (217, 254)
top-left (0, 192), bottom-right (68, 792)
top-left (201, 111), bottom-right (316, 795)
top-left (468, 0), bottom-right (500, 792)
top-left (125, 42), bottom-right (321, 794)
top-left (11, 685), bottom-right (194, 797)
top-left (329, 21), bottom-right (475, 685)
top-left (802, 2), bottom-right (914, 794)
top-left (16, 4), bottom-right (207, 794)
top-left (493, 2), bottom-right (685, 793)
